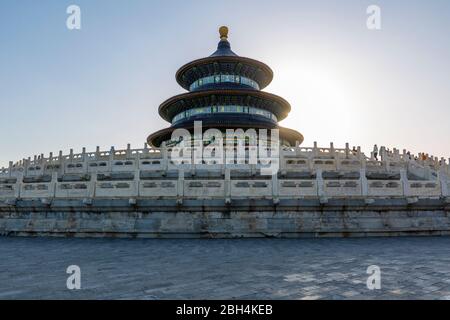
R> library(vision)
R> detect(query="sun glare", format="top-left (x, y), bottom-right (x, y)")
top-left (268, 58), bottom-right (365, 147)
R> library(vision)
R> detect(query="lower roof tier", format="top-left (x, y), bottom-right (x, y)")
top-left (147, 122), bottom-right (304, 148)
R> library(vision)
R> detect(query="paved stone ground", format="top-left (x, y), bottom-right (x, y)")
top-left (1, 236), bottom-right (450, 299)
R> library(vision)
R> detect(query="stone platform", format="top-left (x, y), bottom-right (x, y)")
top-left (1, 198), bottom-right (450, 238)
top-left (2, 144), bottom-right (450, 238)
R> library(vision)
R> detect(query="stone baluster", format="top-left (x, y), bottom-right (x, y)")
top-left (15, 166), bottom-right (24, 199)
top-left (8, 161), bottom-right (13, 178)
top-left (161, 142), bottom-right (168, 172)
top-left (394, 148), bottom-right (400, 161)
top-left (92, 171), bottom-right (98, 197)
top-left (400, 169), bottom-right (410, 197)
top-left (25, 157), bottom-right (31, 176)
top-left (294, 143), bottom-right (301, 156)
top-left (316, 168), bottom-right (325, 200)
top-left (272, 171), bottom-right (279, 205)
top-left (440, 157), bottom-right (446, 169)
top-left (438, 171), bottom-right (449, 198)
top-left (51, 171), bottom-right (58, 198)
top-left (360, 168), bottom-right (368, 196)
top-left (307, 151), bottom-right (314, 171)
top-left (221, 143), bottom-right (226, 172)
top-left (330, 142), bottom-right (338, 171)
top-left (177, 168), bottom-right (184, 205)
top-left (361, 151), bottom-right (367, 170)
top-left (126, 143), bottom-right (131, 158)
top-left (280, 147), bottom-right (286, 176)
top-left (134, 166), bottom-right (140, 198)
top-left (58, 151), bottom-right (64, 174)
top-left (357, 146), bottom-right (364, 161)
top-left (383, 153), bottom-right (390, 171)
top-left (313, 141), bottom-right (318, 157)
top-left (379, 146), bottom-right (385, 161)
top-left (191, 144), bottom-right (197, 176)
top-left (224, 167), bottom-right (231, 204)
top-left (424, 166), bottom-right (432, 180)
top-left (81, 147), bottom-right (88, 173)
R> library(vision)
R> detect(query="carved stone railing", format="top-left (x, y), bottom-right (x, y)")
top-left (1, 169), bottom-right (449, 202)
top-left (2, 142), bottom-right (449, 177)
top-left (1, 143), bottom-right (449, 202)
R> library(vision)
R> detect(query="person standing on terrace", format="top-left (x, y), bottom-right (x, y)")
top-left (373, 144), bottom-right (378, 160)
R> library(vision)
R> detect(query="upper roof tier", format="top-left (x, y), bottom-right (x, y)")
top-left (176, 27), bottom-right (274, 91)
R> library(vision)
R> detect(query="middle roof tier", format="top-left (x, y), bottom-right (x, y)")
top-left (158, 89), bottom-right (292, 124)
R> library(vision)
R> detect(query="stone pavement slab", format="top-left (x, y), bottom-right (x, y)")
top-left (1, 236), bottom-right (450, 299)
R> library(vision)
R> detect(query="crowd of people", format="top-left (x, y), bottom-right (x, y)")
top-left (370, 144), bottom-right (447, 166)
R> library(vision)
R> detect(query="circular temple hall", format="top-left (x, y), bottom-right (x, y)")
top-left (147, 26), bottom-right (304, 147)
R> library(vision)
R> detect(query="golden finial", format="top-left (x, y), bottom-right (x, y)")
top-left (219, 26), bottom-right (229, 40)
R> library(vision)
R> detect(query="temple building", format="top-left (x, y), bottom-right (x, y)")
top-left (147, 26), bottom-right (303, 148)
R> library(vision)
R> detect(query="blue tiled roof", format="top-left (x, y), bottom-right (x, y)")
top-left (210, 39), bottom-right (237, 57)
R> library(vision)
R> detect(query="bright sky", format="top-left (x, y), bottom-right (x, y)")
top-left (1, 0), bottom-right (449, 166)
